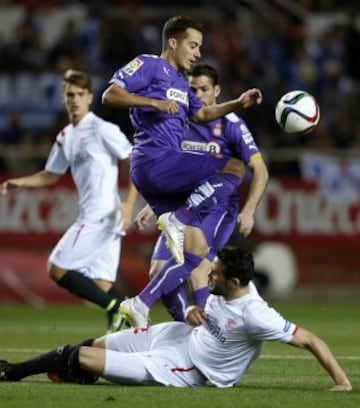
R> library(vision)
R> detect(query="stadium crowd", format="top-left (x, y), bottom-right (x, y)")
top-left (0, 0), bottom-right (359, 174)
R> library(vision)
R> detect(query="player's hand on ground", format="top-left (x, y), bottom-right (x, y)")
top-left (185, 305), bottom-right (206, 326)
top-left (329, 383), bottom-right (352, 392)
top-left (238, 88), bottom-right (262, 108)
top-left (135, 204), bottom-right (155, 230)
top-left (152, 99), bottom-right (179, 114)
top-left (237, 211), bottom-right (255, 237)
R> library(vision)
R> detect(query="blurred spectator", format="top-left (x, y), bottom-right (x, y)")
top-left (1, 111), bottom-right (23, 145)
top-left (48, 19), bottom-right (85, 71)
top-left (343, 13), bottom-right (360, 85)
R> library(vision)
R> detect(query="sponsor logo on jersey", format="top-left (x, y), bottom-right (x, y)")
top-left (122, 57), bottom-right (144, 76)
top-left (241, 123), bottom-right (254, 144)
top-left (166, 88), bottom-right (189, 105)
top-left (212, 123), bottom-right (223, 137)
top-left (181, 140), bottom-right (207, 151)
top-left (73, 151), bottom-right (91, 168)
top-left (181, 140), bottom-right (222, 154)
top-left (206, 315), bottom-right (226, 343)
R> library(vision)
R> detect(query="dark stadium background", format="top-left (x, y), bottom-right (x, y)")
top-left (0, 0), bottom-right (359, 303)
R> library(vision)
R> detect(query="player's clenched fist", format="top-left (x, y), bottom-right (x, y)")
top-left (185, 305), bottom-right (206, 326)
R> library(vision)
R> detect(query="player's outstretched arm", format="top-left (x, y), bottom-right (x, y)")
top-left (289, 327), bottom-right (352, 391)
top-left (237, 157), bottom-right (269, 237)
top-left (102, 83), bottom-right (179, 114)
top-left (191, 88), bottom-right (263, 123)
top-left (0, 171), bottom-right (61, 195)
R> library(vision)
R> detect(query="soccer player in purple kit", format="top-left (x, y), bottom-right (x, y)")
top-left (102, 16), bottom-right (262, 326)
top-left (127, 64), bottom-right (269, 325)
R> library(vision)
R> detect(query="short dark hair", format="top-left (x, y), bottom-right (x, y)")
top-left (188, 64), bottom-right (219, 86)
top-left (63, 69), bottom-right (92, 92)
top-left (217, 246), bottom-right (254, 286)
top-left (162, 16), bottom-right (203, 50)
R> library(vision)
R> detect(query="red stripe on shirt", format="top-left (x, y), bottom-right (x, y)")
top-left (133, 327), bottom-right (149, 334)
top-left (292, 326), bottom-right (299, 335)
top-left (170, 366), bottom-right (196, 373)
top-left (72, 224), bottom-right (85, 248)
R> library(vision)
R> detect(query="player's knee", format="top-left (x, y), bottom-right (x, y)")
top-left (184, 227), bottom-right (208, 257)
top-left (48, 263), bottom-right (66, 282)
top-left (69, 346), bottom-right (98, 384)
top-left (185, 244), bottom-right (208, 258)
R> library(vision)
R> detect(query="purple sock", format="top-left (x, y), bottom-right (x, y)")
top-left (161, 285), bottom-right (188, 321)
top-left (139, 252), bottom-right (202, 308)
top-left (175, 174), bottom-right (242, 225)
top-left (192, 287), bottom-right (210, 308)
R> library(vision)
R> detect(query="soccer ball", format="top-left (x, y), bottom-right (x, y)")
top-left (275, 90), bottom-right (320, 134)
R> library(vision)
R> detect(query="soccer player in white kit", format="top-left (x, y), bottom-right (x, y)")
top-left (0, 246), bottom-right (352, 392)
top-left (0, 69), bottom-right (135, 333)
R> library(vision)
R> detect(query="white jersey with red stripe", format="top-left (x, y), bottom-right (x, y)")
top-left (46, 112), bottom-right (132, 279)
top-left (45, 111), bottom-right (132, 224)
top-left (104, 290), bottom-right (297, 387)
top-left (188, 291), bottom-right (298, 388)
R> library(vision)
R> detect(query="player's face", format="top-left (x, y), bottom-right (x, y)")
top-left (189, 75), bottom-right (220, 106)
top-left (63, 83), bottom-right (93, 124)
top-left (208, 257), bottom-right (228, 296)
top-left (173, 28), bottom-right (202, 71)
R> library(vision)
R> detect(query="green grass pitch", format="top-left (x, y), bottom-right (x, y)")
top-left (0, 300), bottom-right (359, 408)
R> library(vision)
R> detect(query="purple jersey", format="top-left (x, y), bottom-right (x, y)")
top-left (183, 112), bottom-right (260, 166)
top-left (152, 113), bottom-right (262, 261)
top-left (110, 54), bottom-right (202, 164)
top-left (183, 112), bottom-right (261, 204)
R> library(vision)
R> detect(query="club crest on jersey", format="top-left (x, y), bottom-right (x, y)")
top-left (212, 123), bottom-right (223, 137)
top-left (123, 58), bottom-right (144, 76)
top-left (166, 88), bottom-right (189, 105)
top-left (225, 318), bottom-right (236, 333)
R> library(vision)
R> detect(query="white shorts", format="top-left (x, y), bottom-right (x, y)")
top-left (49, 219), bottom-right (121, 282)
top-left (104, 322), bottom-right (206, 387)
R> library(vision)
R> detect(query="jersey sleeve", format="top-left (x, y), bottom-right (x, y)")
top-left (244, 300), bottom-right (298, 343)
top-left (226, 116), bottom-right (261, 164)
top-left (45, 137), bottom-right (69, 174)
top-left (100, 122), bottom-right (133, 160)
top-left (109, 55), bottom-right (155, 93)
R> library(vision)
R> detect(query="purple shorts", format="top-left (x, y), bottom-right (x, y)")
top-left (151, 198), bottom-right (239, 262)
top-left (131, 148), bottom-right (230, 216)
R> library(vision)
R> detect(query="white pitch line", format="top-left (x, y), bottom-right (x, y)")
top-left (261, 355), bottom-right (360, 360)
top-left (0, 348), bottom-right (359, 360)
